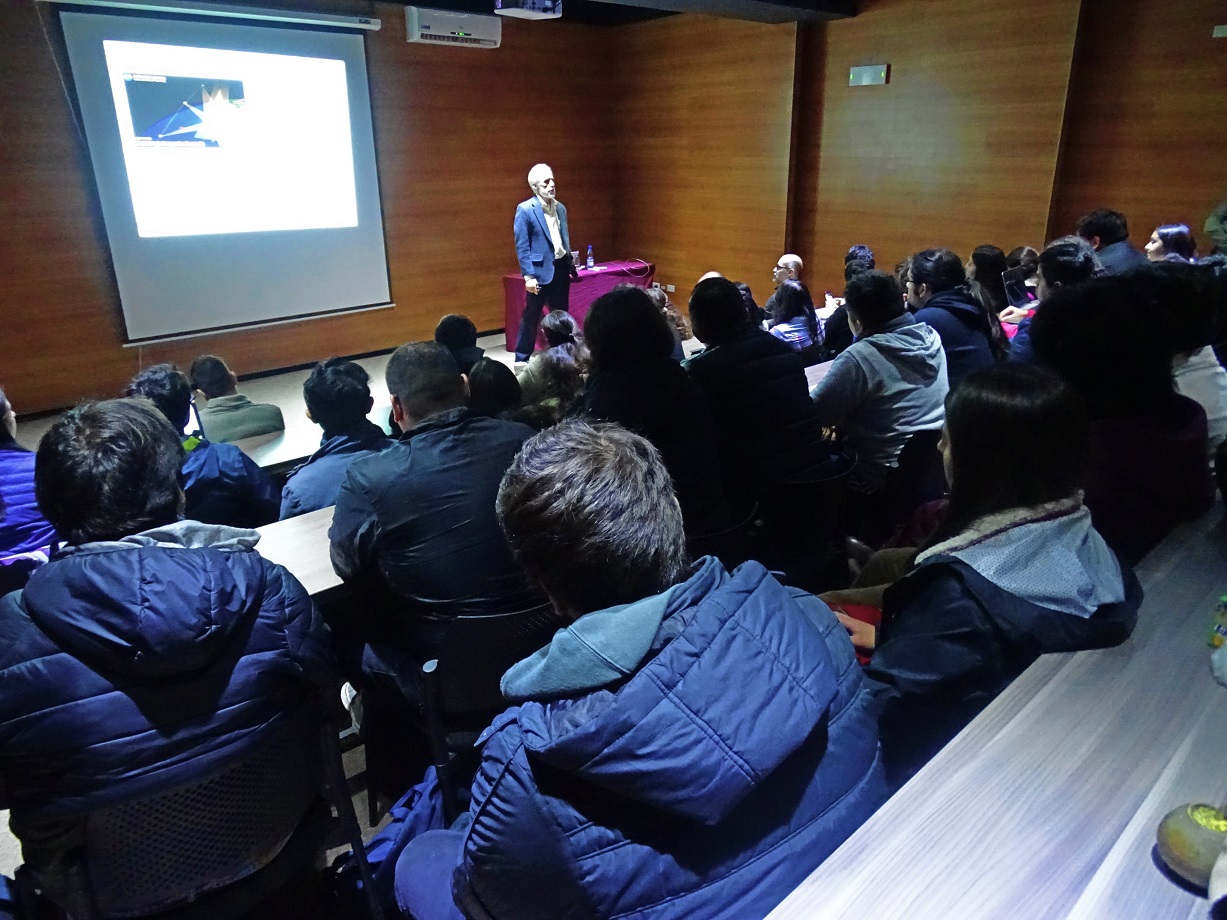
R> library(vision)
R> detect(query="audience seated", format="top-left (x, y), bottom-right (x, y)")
top-left (1006, 245), bottom-right (1039, 283)
top-left (1076, 207), bottom-right (1148, 274)
top-left (810, 270), bottom-right (948, 495)
top-left (764, 252), bottom-right (804, 320)
top-left (1130, 261), bottom-right (1227, 464)
top-left (393, 420), bottom-right (885, 920)
top-left (434, 314), bottom-right (484, 374)
top-left (0, 398), bottom-right (332, 914)
top-left (647, 286), bottom-right (691, 362)
top-left (967, 244), bottom-right (1009, 315)
top-left (735, 281), bottom-right (767, 327)
top-left (515, 309), bottom-right (587, 428)
top-left (0, 388), bottom-right (56, 592)
top-left (581, 284), bottom-right (730, 538)
top-left (905, 248), bottom-right (1005, 390)
top-left (1206, 199), bottom-right (1227, 255)
top-left (1008, 235), bottom-right (1100, 363)
top-left (828, 365), bottom-right (1140, 787)
top-left (466, 357), bottom-right (522, 419)
top-left (1145, 222), bottom-right (1198, 263)
top-left (686, 277), bottom-right (836, 513)
top-left (822, 257), bottom-right (874, 359)
top-left (767, 280), bottom-right (822, 353)
top-left (1030, 276), bottom-right (1215, 564)
top-left (329, 342), bottom-right (541, 678)
top-left (280, 358), bottom-right (392, 519)
top-left (189, 354), bottom-right (286, 443)
top-left (126, 363), bottom-right (279, 528)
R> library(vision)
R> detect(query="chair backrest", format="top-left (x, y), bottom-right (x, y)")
top-left (427, 604), bottom-right (566, 719)
top-left (893, 428), bottom-right (946, 515)
top-left (420, 604), bottom-right (567, 824)
top-left (80, 707), bottom-right (323, 918)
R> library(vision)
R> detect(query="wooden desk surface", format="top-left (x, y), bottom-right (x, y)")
top-left (768, 504), bottom-right (1227, 920)
top-left (254, 506), bottom-right (341, 597)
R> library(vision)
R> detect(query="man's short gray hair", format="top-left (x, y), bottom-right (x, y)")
top-left (527, 163), bottom-right (553, 191)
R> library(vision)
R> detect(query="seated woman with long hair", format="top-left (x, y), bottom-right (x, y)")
top-left (967, 244), bottom-right (1010, 315)
top-left (1146, 223), bottom-right (1198, 263)
top-left (825, 364), bottom-right (1140, 786)
top-left (767, 280), bottom-right (822, 352)
top-left (515, 310), bottom-right (588, 427)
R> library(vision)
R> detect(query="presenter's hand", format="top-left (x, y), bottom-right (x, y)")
top-left (525, 277), bottom-right (541, 295)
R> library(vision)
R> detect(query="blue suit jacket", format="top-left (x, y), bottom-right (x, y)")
top-left (513, 196), bottom-right (570, 285)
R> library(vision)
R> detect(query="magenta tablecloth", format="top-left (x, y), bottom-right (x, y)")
top-left (502, 260), bottom-right (656, 353)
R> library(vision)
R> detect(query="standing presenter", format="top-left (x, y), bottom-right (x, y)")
top-left (513, 163), bottom-right (574, 362)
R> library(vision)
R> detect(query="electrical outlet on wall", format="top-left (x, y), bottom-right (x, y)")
top-left (666, 284), bottom-right (676, 293)
top-left (651, 281), bottom-right (662, 290)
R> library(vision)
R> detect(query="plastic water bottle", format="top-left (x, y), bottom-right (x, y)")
top-left (586, 245), bottom-right (595, 270)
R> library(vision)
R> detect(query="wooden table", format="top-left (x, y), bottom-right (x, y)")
top-left (255, 506), bottom-right (342, 597)
top-left (502, 260), bottom-right (655, 353)
top-left (767, 503), bottom-right (1227, 919)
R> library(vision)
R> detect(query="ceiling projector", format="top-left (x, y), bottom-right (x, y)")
top-left (494, 0), bottom-right (562, 19)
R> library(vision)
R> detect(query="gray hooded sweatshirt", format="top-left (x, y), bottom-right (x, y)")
top-left (810, 313), bottom-right (948, 468)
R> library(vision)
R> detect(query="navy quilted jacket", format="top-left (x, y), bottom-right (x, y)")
top-left (0, 522), bottom-right (332, 897)
top-left (454, 558), bottom-right (886, 920)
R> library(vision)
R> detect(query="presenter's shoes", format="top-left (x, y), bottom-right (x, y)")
top-left (514, 354), bottom-right (530, 364)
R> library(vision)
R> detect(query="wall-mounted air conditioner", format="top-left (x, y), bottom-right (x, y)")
top-left (406, 7), bottom-right (502, 49)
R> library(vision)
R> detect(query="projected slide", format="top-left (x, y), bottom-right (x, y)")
top-left (103, 41), bottom-right (358, 238)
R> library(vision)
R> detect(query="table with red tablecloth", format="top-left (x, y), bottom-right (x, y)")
top-left (502, 260), bottom-right (655, 353)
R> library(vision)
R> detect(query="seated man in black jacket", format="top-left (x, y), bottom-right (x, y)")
top-left (329, 343), bottom-right (542, 684)
top-left (686, 277), bottom-right (837, 514)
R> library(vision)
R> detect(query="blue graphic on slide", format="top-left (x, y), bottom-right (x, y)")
top-left (123, 75), bottom-right (245, 146)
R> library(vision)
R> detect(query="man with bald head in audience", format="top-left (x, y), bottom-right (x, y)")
top-left (765, 253), bottom-right (804, 321)
top-left (329, 342), bottom-right (541, 684)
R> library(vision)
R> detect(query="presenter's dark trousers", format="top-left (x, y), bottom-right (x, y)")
top-left (515, 257), bottom-right (571, 361)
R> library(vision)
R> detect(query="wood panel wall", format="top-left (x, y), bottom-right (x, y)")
top-left (0, 0), bottom-right (615, 413)
top-left (610, 14), bottom-right (798, 304)
top-left (1048, 0), bottom-right (1227, 248)
top-left (6, 0), bottom-right (1224, 414)
top-left (792, 0), bottom-right (1083, 297)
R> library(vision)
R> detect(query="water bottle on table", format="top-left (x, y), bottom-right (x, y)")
top-left (586, 245), bottom-right (595, 270)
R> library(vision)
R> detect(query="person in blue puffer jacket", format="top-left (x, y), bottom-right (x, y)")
top-left (394, 420), bottom-right (885, 920)
top-left (0, 398), bottom-right (332, 913)
top-left (0, 387), bottom-right (57, 593)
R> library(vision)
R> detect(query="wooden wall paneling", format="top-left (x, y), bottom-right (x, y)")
top-left (1048, 0), bottom-right (1227, 249)
top-left (794, 0), bottom-right (1083, 298)
top-left (609, 14), bottom-right (798, 307)
top-left (1, 0), bottom-right (614, 413)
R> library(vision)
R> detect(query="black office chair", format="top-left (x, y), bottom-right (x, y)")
top-left (15, 705), bottom-right (383, 920)
top-left (686, 500), bottom-right (761, 571)
top-left (755, 452), bottom-right (855, 594)
top-left (420, 604), bottom-right (567, 824)
top-left (840, 429), bottom-right (946, 549)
